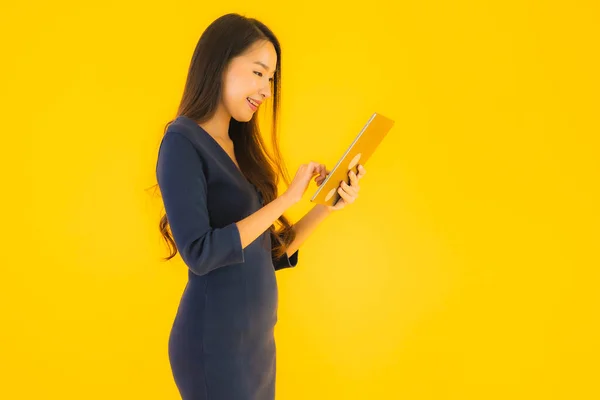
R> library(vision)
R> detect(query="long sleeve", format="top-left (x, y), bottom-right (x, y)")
top-left (271, 232), bottom-right (299, 271)
top-left (156, 131), bottom-right (245, 276)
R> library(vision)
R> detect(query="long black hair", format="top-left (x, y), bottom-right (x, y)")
top-left (151, 13), bottom-right (295, 261)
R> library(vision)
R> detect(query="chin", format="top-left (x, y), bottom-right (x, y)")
top-left (232, 111), bottom-right (254, 123)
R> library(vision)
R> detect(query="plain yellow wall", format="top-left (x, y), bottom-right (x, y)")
top-left (2, 1), bottom-right (599, 399)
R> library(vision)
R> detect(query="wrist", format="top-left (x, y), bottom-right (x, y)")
top-left (280, 191), bottom-right (298, 208)
top-left (316, 203), bottom-right (333, 215)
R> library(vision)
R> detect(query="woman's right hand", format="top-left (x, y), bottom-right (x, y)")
top-left (283, 161), bottom-right (328, 205)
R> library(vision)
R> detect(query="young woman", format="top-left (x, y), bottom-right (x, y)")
top-left (155, 13), bottom-right (365, 400)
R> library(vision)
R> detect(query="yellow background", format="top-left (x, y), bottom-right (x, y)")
top-left (2, 0), bottom-right (599, 398)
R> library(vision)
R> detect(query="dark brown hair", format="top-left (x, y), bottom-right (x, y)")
top-left (150, 13), bottom-right (296, 262)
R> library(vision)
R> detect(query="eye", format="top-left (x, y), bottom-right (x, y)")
top-left (255, 71), bottom-right (274, 82)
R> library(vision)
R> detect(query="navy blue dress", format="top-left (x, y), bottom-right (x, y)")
top-left (156, 115), bottom-right (299, 400)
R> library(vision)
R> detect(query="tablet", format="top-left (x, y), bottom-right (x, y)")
top-left (310, 112), bottom-right (395, 207)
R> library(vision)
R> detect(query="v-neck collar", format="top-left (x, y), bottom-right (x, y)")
top-left (176, 115), bottom-right (244, 175)
top-left (175, 115), bottom-right (258, 194)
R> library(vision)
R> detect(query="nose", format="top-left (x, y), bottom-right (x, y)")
top-left (258, 81), bottom-right (272, 100)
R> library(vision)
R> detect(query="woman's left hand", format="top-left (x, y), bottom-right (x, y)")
top-left (326, 164), bottom-right (366, 212)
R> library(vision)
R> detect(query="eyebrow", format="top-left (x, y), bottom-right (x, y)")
top-left (254, 61), bottom-right (276, 75)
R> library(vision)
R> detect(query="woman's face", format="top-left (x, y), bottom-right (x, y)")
top-left (221, 40), bottom-right (277, 122)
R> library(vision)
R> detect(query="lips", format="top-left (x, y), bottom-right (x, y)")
top-left (247, 97), bottom-right (260, 111)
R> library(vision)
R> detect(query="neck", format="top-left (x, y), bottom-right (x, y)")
top-left (199, 105), bottom-right (232, 142)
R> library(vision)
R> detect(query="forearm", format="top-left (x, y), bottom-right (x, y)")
top-left (286, 203), bottom-right (332, 256)
top-left (236, 193), bottom-right (295, 249)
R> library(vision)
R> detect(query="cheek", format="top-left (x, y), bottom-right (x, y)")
top-left (220, 82), bottom-right (254, 121)
top-left (221, 84), bottom-right (242, 111)
top-left (223, 77), bottom-right (254, 106)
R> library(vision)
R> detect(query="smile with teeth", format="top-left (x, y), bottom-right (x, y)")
top-left (247, 98), bottom-right (259, 108)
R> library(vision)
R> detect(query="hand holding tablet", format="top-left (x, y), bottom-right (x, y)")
top-left (310, 112), bottom-right (395, 207)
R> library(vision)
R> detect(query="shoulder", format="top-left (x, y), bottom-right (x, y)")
top-left (159, 130), bottom-right (196, 159)
top-left (163, 118), bottom-right (195, 145)
top-left (156, 117), bottom-right (215, 174)
top-left (157, 129), bottom-right (207, 176)
top-left (162, 119), bottom-right (211, 154)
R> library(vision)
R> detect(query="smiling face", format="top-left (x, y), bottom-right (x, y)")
top-left (221, 40), bottom-right (277, 122)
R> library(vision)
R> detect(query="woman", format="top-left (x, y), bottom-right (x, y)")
top-left (155, 13), bottom-right (366, 400)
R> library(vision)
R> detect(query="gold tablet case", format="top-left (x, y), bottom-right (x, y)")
top-left (310, 112), bottom-right (395, 207)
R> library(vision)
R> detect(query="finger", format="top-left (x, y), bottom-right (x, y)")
top-left (332, 197), bottom-right (345, 209)
top-left (310, 162), bottom-right (327, 179)
top-left (338, 186), bottom-right (356, 203)
top-left (332, 200), bottom-right (345, 210)
top-left (315, 170), bottom-right (326, 182)
top-left (307, 161), bottom-right (320, 174)
top-left (343, 171), bottom-right (360, 192)
top-left (319, 164), bottom-right (327, 179)
top-left (357, 164), bottom-right (366, 179)
top-left (341, 181), bottom-right (358, 196)
top-left (348, 170), bottom-right (359, 187)
top-left (337, 186), bottom-right (354, 204)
